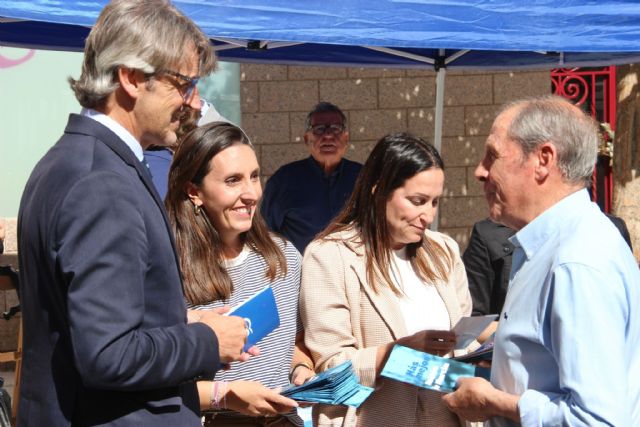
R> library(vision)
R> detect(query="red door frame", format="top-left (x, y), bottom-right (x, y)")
top-left (551, 66), bottom-right (616, 212)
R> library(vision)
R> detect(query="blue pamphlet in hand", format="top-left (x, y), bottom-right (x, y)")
top-left (281, 361), bottom-right (374, 408)
top-left (381, 345), bottom-right (490, 393)
top-left (226, 286), bottom-right (280, 351)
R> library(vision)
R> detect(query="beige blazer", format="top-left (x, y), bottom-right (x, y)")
top-left (300, 228), bottom-right (472, 427)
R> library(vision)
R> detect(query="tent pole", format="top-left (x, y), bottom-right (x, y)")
top-left (432, 55), bottom-right (446, 232)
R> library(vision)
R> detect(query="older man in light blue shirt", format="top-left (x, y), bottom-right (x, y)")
top-left (443, 95), bottom-right (640, 426)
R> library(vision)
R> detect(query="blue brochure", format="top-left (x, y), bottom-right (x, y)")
top-left (226, 286), bottom-right (280, 351)
top-left (281, 360), bottom-right (374, 408)
top-left (381, 345), bottom-right (490, 393)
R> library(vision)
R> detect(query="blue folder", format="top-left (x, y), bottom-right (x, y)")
top-left (226, 286), bottom-right (280, 351)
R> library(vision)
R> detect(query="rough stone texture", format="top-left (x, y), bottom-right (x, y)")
top-left (467, 167), bottom-right (485, 197)
top-left (240, 64), bottom-right (549, 231)
top-left (494, 71), bottom-right (551, 104)
top-left (379, 77), bottom-right (436, 108)
top-left (445, 74), bottom-right (493, 106)
top-left (405, 69), bottom-right (436, 77)
top-left (439, 196), bottom-right (488, 228)
top-left (240, 81), bottom-right (259, 113)
top-left (289, 111), bottom-right (310, 141)
top-left (348, 68), bottom-right (406, 78)
top-left (259, 80), bottom-right (318, 112)
top-left (242, 112), bottom-right (290, 145)
top-left (0, 218), bottom-right (19, 351)
top-left (465, 105), bottom-right (502, 136)
top-left (440, 136), bottom-right (486, 167)
top-left (347, 140), bottom-right (377, 164)
top-left (407, 106), bottom-right (465, 139)
top-left (320, 79), bottom-right (378, 110)
top-left (443, 167), bottom-right (468, 198)
top-left (241, 64), bottom-right (288, 81)
top-left (289, 66), bottom-right (348, 80)
top-left (349, 109), bottom-right (407, 141)
top-left (1, 219), bottom-right (16, 254)
top-left (260, 143), bottom-right (308, 176)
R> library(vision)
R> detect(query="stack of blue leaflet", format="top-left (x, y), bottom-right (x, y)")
top-left (281, 361), bottom-right (373, 408)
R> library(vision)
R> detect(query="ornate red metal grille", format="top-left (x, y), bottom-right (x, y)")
top-left (551, 66), bottom-right (616, 212)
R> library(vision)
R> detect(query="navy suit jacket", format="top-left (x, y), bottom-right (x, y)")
top-left (18, 114), bottom-right (220, 426)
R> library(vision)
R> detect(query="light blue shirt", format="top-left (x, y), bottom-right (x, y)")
top-left (490, 189), bottom-right (640, 427)
top-left (81, 108), bottom-right (144, 161)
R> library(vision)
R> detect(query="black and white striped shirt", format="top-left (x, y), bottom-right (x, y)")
top-left (190, 237), bottom-right (302, 389)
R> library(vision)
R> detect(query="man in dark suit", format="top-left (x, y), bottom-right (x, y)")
top-left (17, 1), bottom-right (251, 425)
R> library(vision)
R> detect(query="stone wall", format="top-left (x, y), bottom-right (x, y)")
top-left (239, 64), bottom-right (550, 249)
top-left (0, 218), bottom-right (20, 355)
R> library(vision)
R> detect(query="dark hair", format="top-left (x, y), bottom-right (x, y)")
top-left (165, 121), bottom-right (287, 304)
top-left (305, 101), bottom-right (347, 130)
top-left (320, 132), bottom-right (453, 295)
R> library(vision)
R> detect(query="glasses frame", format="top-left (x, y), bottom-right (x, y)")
top-left (308, 123), bottom-right (346, 136)
top-left (161, 69), bottom-right (200, 102)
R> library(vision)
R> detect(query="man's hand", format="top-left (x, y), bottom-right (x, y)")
top-left (189, 307), bottom-right (259, 363)
top-left (442, 377), bottom-right (521, 423)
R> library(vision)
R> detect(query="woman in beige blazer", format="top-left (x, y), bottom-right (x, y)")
top-left (301, 132), bottom-right (472, 427)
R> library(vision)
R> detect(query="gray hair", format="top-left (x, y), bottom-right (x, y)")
top-left (304, 101), bottom-right (347, 130)
top-left (503, 95), bottom-right (598, 186)
top-left (69, 0), bottom-right (215, 108)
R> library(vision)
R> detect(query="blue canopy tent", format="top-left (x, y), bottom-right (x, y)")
top-left (4, 0), bottom-right (640, 229)
top-left (3, 0), bottom-right (640, 150)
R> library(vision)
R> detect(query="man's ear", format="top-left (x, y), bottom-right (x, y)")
top-left (340, 129), bottom-right (350, 143)
top-left (186, 182), bottom-right (202, 207)
top-left (117, 67), bottom-right (144, 100)
top-left (303, 132), bottom-right (310, 145)
top-left (535, 142), bottom-right (556, 181)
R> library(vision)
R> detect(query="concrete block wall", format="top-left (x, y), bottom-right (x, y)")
top-left (240, 64), bottom-right (550, 249)
top-left (0, 218), bottom-right (20, 353)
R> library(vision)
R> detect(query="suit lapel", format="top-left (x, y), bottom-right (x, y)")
top-left (64, 115), bottom-right (184, 283)
top-left (341, 236), bottom-right (407, 340)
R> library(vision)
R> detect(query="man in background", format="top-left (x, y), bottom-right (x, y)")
top-left (261, 102), bottom-right (362, 253)
top-left (18, 1), bottom-right (251, 425)
top-left (443, 95), bottom-right (640, 426)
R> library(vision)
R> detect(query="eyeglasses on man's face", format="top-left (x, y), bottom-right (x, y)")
top-left (160, 69), bottom-right (200, 102)
top-left (308, 123), bottom-right (346, 136)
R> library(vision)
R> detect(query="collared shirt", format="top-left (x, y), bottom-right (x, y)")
top-left (261, 156), bottom-right (362, 253)
top-left (81, 108), bottom-right (143, 161)
top-left (490, 189), bottom-right (640, 427)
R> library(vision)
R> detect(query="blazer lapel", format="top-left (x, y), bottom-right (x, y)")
top-left (342, 236), bottom-right (407, 340)
top-left (64, 114), bottom-right (183, 280)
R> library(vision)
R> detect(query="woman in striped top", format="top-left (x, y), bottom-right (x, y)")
top-left (165, 122), bottom-right (314, 426)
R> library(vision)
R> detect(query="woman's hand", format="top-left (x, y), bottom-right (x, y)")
top-left (290, 363), bottom-right (315, 386)
top-left (225, 381), bottom-right (298, 417)
top-left (376, 329), bottom-right (457, 375)
top-left (396, 329), bottom-right (457, 356)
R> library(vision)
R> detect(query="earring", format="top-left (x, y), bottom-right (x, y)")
top-left (194, 204), bottom-right (202, 216)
